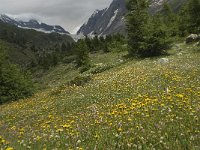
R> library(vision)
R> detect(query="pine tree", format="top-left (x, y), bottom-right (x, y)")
top-left (126, 0), bottom-right (170, 57)
top-left (85, 36), bottom-right (94, 52)
top-left (74, 39), bottom-right (90, 67)
top-left (162, 2), bottom-right (178, 36)
top-left (178, 5), bottom-right (190, 36)
top-left (61, 42), bottom-right (67, 52)
top-left (0, 50), bottom-right (34, 104)
top-left (126, 0), bottom-right (149, 57)
top-left (187, 0), bottom-right (200, 33)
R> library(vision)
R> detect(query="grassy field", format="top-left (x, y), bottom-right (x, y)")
top-left (0, 43), bottom-right (200, 150)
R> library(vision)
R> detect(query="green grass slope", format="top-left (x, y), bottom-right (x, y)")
top-left (0, 43), bottom-right (200, 150)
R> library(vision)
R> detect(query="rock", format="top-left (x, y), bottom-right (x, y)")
top-left (177, 52), bottom-right (183, 56)
top-left (158, 58), bottom-right (169, 65)
top-left (119, 59), bottom-right (124, 63)
top-left (196, 41), bottom-right (200, 47)
top-left (186, 34), bottom-right (200, 44)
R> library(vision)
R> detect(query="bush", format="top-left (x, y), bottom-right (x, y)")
top-left (62, 55), bottom-right (76, 64)
top-left (86, 63), bottom-right (114, 74)
top-left (68, 74), bottom-right (92, 86)
top-left (0, 51), bottom-right (34, 104)
top-left (79, 64), bottom-right (91, 73)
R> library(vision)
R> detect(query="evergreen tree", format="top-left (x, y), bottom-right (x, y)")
top-left (0, 50), bottom-right (34, 104)
top-left (178, 5), bottom-right (190, 36)
top-left (162, 2), bottom-right (178, 36)
top-left (61, 42), bottom-right (67, 52)
top-left (126, 0), bottom-right (149, 57)
top-left (85, 36), bottom-right (94, 52)
top-left (92, 36), bottom-right (100, 52)
top-left (187, 0), bottom-right (200, 33)
top-left (74, 39), bottom-right (90, 67)
top-left (126, 0), bottom-right (170, 57)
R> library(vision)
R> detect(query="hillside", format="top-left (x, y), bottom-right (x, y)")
top-left (0, 21), bottom-right (74, 67)
top-left (0, 42), bottom-right (199, 149)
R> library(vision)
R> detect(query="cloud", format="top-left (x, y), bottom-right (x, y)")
top-left (0, 0), bottom-right (112, 33)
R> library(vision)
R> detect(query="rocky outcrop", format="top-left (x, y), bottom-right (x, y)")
top-left (186, 34), bottom-right (200, 44)
top-left (77, 0), bottom-right (126, 36)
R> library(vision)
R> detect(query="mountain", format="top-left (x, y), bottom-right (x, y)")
top-left (0, 14), bottom-right (70, 34)
top-left (0, 20), bottom-right (74, 67)
top-left (77, 0), bottom-right (187, 36)
top-left (149, 0), bottom-right (188, 13)
top-left (77, 0), bottom-right (126, 36)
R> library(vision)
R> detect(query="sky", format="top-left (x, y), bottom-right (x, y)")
top-left (0, 0), bottom-right (113, 34)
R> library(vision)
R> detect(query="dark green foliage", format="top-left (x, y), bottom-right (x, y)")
top-left (178, 0), bottom-right (200, 35)
top-left (37, 52), bottom-right (59, 69)
top-left (187, 0), bottom-right (200, 33)
top-left (178, 6), bottom-right (190, 36)
top-left (106, 34), bottom-right (127, 52)
top-left (126, 0), bottom-right (149, 57)
top-left (126, 0), bottom-right (170, 58)
top-left (0, 47), bottom-right (34, 104)
top-left (85, 36), bottom-right (95, 52)
top-left (141, 17), bottom-right (171, 57)
top-left (161, 2), bottom-right (179, 36)
top-left (61, 42), bottom-right (67, 52)
top-left (83, 34), bottom-right (126, 53)
top-left (74, 39), bottom-right (91, 69)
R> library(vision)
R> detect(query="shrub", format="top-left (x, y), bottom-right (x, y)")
top-left (0, 51), bottom-right (34, 104)
top-left (86, 63), bottom-right (114, 74)
top-left (68, 74), bottom-right (92, 86)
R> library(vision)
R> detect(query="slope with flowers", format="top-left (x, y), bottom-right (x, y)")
top-left (0, 43), bottom-right (200, 149)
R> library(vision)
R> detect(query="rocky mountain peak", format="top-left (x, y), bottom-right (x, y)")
top-left (0, 14), bottom-right (70, 34)
top-left (77, 0), bottom-right (187, 36)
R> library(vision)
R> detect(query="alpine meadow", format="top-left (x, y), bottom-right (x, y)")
top-left (0, 0), bottom-right (200, 150)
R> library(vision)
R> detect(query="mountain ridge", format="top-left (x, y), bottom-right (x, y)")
top-left (77, 0), bottom-right (187, 36)
top-left (0, 14), bottom-right (70, 34)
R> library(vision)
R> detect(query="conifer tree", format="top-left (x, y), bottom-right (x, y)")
top-left (162, 2), bottom-right (178, 36)
top-left (0, 50), bottom-right (34, 104)
top-left (126, 0), bottom-right (170, 57)
top-left (178, 5), bottom-right (190, 36)
top-left (74, 39), bottom-right (90, 67)
top-left (126, 0), bottom-right (149, 57)
top-left (187, 0), bottom-right (200, 33)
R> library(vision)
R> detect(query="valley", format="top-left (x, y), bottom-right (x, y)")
top-left (0, 0), bottom-right (200, 149)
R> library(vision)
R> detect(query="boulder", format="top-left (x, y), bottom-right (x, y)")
top-left (197, 41), bottom-right (200, 47)
top-left (186, 34), bottom-right (200, 44)
top-left (177, 52), bottom-right (183, 56)
top-left (158, 58), bottom-right (169, 65)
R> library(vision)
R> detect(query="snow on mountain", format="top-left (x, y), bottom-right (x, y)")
top-left (0, 14), bottom-right (70, 34)
top-left (107, 9), bottom-right (119, 29)
top-left (77, 0), bottom-right (126, 36)
top-left (77, 0), bottom-right (187, 36)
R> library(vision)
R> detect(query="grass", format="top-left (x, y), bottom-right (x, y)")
top-left (0, 43), bottom-right (200, 150)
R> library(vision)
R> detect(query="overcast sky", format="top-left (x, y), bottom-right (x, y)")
top-left (0, 0), bottom-right (113, 33)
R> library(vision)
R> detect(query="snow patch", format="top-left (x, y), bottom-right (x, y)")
top-left (106, 9), bottom-right (119, 29)
top-left (92, 9), bottom-right (100, 17)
